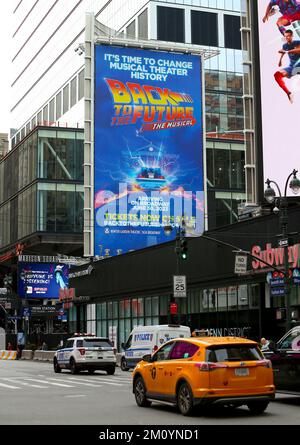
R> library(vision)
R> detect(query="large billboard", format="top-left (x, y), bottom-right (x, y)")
top-left (258, 1), bottom-right (300, 191)
top-left (94, 45), bottom-right (204, 257)
top-left (18, 263), bottom-right (69, 299)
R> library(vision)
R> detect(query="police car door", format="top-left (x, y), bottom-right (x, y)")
top-left (57, 339), bottom-right (74, 366)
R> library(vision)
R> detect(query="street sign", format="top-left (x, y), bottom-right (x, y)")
top-left (22, 307), bottom-right (31, 318)
top-left (234, 254), bottom-right (248, 274)
top-left (278, 238), bottom-right (288, 248)
top-left (173, 275), bottom-right (187, 298)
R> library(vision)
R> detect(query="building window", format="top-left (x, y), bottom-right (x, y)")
top-left (49, 98), bottom-right (55, 123)
top-left (56, 92), bottom-right (62, 120)
top-left (126, 20), bottom-right (136, 39)
top-left (157, 6), bottom-right (185, 43)
top-left (70, 77), bottom-right (77, 108)
top-left (191, 11), bottom-right (218, 47)
top-left (63, 85), bottom-right (69, 115)
top-left (37, 111), bottom-right (42, 125)
top-left (224, 15), bottom-right (241, 50)
top-left (43, 105), bottom-right (48, 123)
top-left (138, 9), bottom-right (148, 40)
top-left (78, 69), bottom-right (84, 101)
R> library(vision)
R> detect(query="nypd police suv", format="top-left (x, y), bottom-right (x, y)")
top-left (53, 333), bottom-right (116, 375)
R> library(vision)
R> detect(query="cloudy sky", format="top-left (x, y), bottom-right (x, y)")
top-left (0, 3), bottom-right (11, 134)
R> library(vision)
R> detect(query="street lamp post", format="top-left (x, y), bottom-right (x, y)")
top-left (264, 169), bottom-right (300, 331)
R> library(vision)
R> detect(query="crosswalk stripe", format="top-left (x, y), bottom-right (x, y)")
top-left (48, 378), bottom-right (103, 387)
top-left (0, 382), bottom-right (19, 389)
top-left (66, 377), bottom-right (123, 386)
top-left (23, 378), bottom-right (75, 388)
top-left (3, 379), bottom-right (48, 389)
top-left (105, 376), bottom-right (132, 381)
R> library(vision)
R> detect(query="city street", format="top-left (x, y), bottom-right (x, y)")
top-left (0, 360), bottom-right (299, 426)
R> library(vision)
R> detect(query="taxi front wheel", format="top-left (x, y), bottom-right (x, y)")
top-left (134, 377), bottom-right (152, 407)
top-left (177, 382), bottom-right (194, 416)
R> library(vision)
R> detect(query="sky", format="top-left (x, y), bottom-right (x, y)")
top-left (0, 3), bottom-right (11, 134)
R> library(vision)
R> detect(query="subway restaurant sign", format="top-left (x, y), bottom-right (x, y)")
top-left (251, 243), bottom-right (300, 272)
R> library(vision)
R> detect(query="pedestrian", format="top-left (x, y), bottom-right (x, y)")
top-left (17, 331), bottom-right (26, 359)
top-left (7, 342), bottom-right (13, 351)
top-left (41, 341), bottom-right (48, 351)
top-left (260, 337), bottom-right (271, 351)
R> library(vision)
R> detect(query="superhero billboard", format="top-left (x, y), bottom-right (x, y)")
top-left (18, 263), bottom-right (69, 299)
top-left (258, 1), bottom-right (300, 191)
top-left (94, 45), bottom-right (204, 257)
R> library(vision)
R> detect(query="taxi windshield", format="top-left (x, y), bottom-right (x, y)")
top-left (206, 345), bottom-right (263, 362)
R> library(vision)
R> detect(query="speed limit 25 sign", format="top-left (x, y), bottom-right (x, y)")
top-left (173, 275), bottom-right (187, 298)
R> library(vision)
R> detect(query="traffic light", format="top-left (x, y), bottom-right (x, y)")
top-left (180, 236), bottom-right (188, 260)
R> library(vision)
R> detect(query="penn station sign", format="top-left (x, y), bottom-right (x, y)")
top-left (251, 243), bottom-right (300, 272)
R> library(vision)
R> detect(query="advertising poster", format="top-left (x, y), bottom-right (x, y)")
top-left (94, 45), bottom-right (204, 257)
top-left (18, 263), bottom-right (69, 299)
top-left (258, 1), bottom-right (300, 191)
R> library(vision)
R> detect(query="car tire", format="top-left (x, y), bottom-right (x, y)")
top-left (53, 358), bottom-right (61, 373)
top-left (177, 382), bottom-right (194, 416)
top-left (247, 401), bottom-right (269, 414)
top-left (70, 358), bottom-right (79, 375)
top-left (106, 366), bottom-right (116, 375)
top-left (88, 369), bottom-right (95, 375)
top-left (121, 357), bottom-right (129, 371)
top-left (134, 376), bottom-right (151, 407)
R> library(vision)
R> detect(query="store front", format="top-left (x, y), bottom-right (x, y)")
top-left (69, 206), bottom-right (300, 349)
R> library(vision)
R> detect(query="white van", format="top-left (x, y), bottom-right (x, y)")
top-left (120, 324), bottom-right (191, 371)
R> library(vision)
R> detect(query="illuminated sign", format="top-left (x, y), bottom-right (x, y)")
top-left (94, 45), bottom-right (204, 257)
top-left (18, 263), bottom-right (69, 299)
top-left (258, 2), bottom-right (300, 192)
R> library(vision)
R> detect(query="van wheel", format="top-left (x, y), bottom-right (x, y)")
top-left (134, 377), bottom-right (151, 407)
top-left (177, 382), bottom-right (194, 416)
top-left (247, 401), bottom-right (269, 414)
top-left (53, 358), bottom-right (61, 373)
top-left (106, 366), bottom-right (115, 375)
top-left (121, 357), bottom-right (129, 371)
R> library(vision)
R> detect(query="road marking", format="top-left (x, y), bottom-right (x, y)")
top-left (64, 395), bottom-right (87, 398)
top-left (66, 377), bottom-right (123, 386)
top-left (23, 378), bottom-right (75, 388)
top-left (48, 378), bottom-right (103, 387)
top-left (3, 379), bottom-right (48, 389)
top-left (0, 382), bottom-right (19, 389)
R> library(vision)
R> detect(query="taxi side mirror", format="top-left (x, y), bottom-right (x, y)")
top-left (142, 354), bottom-right (152, 363)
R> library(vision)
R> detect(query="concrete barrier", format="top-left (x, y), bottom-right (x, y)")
top-left (116, 353), bottom-right (122, 367)
top-left (21, 350), bottom-right (34, 360)
top-left (0, 350), bottom-right (17, 360)
top-left (33, 351), bottom-right (55, 362)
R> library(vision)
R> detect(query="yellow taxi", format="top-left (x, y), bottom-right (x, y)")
top-left (132, 336), bottom-right (275, 416)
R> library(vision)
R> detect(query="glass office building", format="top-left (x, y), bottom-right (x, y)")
top-left (0, 127), bottom-right (84, 251)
